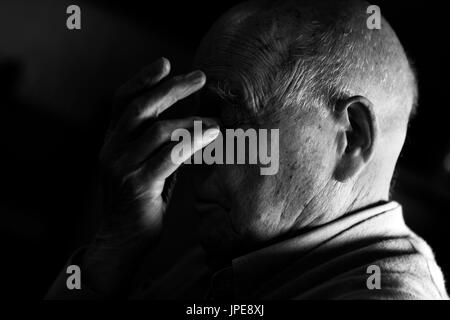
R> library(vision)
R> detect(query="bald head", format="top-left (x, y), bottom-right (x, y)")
top-left (195, 0), bottom-right (417, 131)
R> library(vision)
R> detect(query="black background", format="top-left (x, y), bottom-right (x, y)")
top-left (0, 0), bottom-right (448, 299)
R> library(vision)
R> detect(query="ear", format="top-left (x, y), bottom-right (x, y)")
top-left (333, 96), bottom-right (379, 182)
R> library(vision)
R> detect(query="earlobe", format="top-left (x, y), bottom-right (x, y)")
top-left (333, 96), bottom-right (378, 182)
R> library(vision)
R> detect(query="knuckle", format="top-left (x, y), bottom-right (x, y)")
top-left (171, 75), bottom-right (183, 83)
top-left (132, 98), bottom-right (143, 113)
top-left (158, 76), bottom-right (186, 105)
top-left (131, 99), bottom-right (146, 119)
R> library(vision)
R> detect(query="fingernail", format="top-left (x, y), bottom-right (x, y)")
top-left (185, 70), bottom-right (205, 83)
top-left (159, 57), bottom-right (170, 72)
top-left (204, 127), bottom-right (220, 141)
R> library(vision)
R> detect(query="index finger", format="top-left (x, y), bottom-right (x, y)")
top-left (117, 70), bottom-right (207, 133)
top-left (115, 57), bottom-right (171, 102)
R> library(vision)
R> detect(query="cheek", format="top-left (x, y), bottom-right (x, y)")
top-left (283, 115), bottom-right (335, 178)
top-left (220, 164), bottom-right (261, 212)
top-left (218, 164), bottom-right (278, 237)
top-left (274, 122), bottom-right (335, 221)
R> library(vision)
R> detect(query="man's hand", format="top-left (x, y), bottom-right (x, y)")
top-left (82, 58), bottom-right (219, 296)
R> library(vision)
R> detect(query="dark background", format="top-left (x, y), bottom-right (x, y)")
top-left (0, 0), bottom-right (448, 299)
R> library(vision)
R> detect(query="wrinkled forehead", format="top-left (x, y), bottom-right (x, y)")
top-left (194, 83), bottom-right (262, 129)
top-left (193, 7), bottom-right (296, 125)
top-left (193, 0), bottom-right (346, 109)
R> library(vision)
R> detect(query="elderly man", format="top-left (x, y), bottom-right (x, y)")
top-left (47, 0), bottom-right (448, 300)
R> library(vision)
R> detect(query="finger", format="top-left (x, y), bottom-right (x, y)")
top-left (125, 117), bottom-right (219, 166)
top-left (115, 57), bottom-right (171, 102)
top-left (117, 70), bottom-right (206, 133)
top-left (110, 58), bottom-right (171, 129)
top-left (142, 125), bottom-right (220, 182)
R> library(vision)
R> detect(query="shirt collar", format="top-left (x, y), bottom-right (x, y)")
top-left (227, 201), bottom-right (409, 298)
